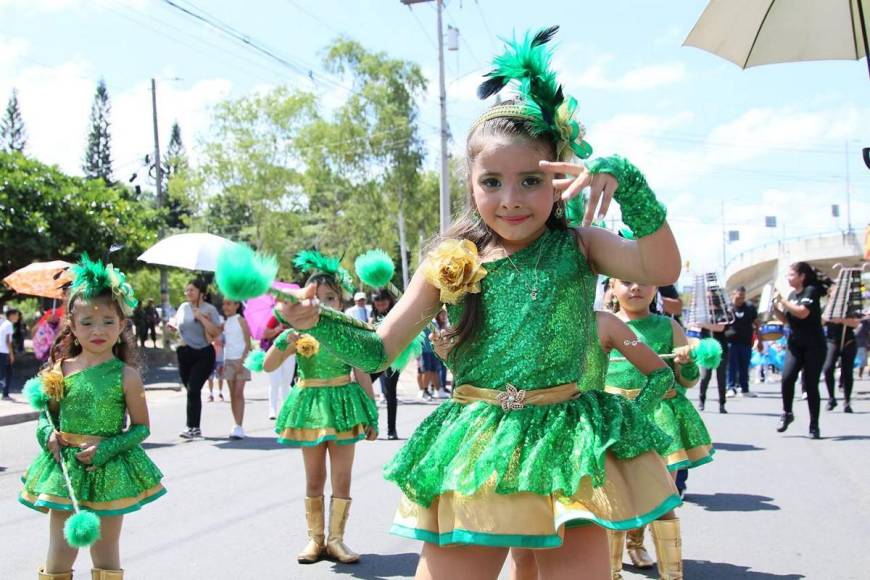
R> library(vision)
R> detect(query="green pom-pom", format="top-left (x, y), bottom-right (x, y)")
top-left (216, 243), bottom-right (278, 301)
top-left (390, 332), bottom-right (424, 372)
top-left (64, 510), bottom-right (101, 548)
top-left (23, 377), bottom-right (49, 411)
top-left (691, 338), bottom-right (723, 369)
top-left (274, 329), bottom-right (293, 352)
top-left (244, 350), bottom-right (266, 372)
top-left (355, 250), bottom-right (395, 289)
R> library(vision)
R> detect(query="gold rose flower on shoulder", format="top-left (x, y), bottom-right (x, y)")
top-left (423, 239), bottom-right (488, 305)
top-left (295, 335), bottom-right (320, 358)
top-left (40, 365), bottom-right (66, 402)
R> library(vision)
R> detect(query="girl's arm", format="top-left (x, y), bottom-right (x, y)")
top-left (80, 367), bottom-right (151, 467)
top-left (670, 319), bottom-right (700, 388)
top-left (578, 226), bottom-right (681, 287)
top-left (598, 311), bottom-right (667, 374)
top-left (698, 322), bottom-right (726, 333)
top-left (353, 368), bottom-right (376, 401)
top-left (280, 267), bottom-right (442, 373)
top-left (263, 331), bottom-right (298, 373)
top-left (239, 316), bottom-right (252, 360)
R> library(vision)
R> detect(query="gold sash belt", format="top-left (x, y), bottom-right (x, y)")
top-left (452, 382), bottom-right (579, 412)
top-left (59, 432), bottom-right (105, 446)
top-left (297, 376), bottom-right (351, 388)
top-left (604, 386), bottom-right (677, 400)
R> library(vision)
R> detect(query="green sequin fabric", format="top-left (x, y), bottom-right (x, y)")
top-left (275, 347), bottom-right (377, 441)
top-left (383, 229), bottom-right (672, 507)
top-left (606, 315), bottom-right (713, 469)
top-left (587, 155), bottom-right (666, 238)
top-left (20, 359), bottom-right (165, 514)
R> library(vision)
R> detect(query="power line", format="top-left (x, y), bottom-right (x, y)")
top-left (472, 0), bottom-right (499, 51)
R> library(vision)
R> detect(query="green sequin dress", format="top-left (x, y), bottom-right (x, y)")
top-left (606, 314), bottom-right (715, 471)
top-left (275, 339), bottom-right (378, 447)
top-left (385, 229), bottom-right (681, 548)
top-left (20, 359), bottom-right (166, 515)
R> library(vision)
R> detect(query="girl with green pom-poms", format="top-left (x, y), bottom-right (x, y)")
top-left (19, 256), bottom-right (165, 580)
top-left (604, 276), bottom-right (715, 579)
top-left (277, 26), bottom-right (684, 580)
top-left (262, 250), bottom-right (378, 565)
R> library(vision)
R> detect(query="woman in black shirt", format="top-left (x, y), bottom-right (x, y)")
top-left (822, 288), bottom-right (860, 413)
top-left (772, 262), bottom-right (830, 439)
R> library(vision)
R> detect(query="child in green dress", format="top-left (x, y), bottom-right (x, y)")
top-left (20, 256), bottom-right (165, 580)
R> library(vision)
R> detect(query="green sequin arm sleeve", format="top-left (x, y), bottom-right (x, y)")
top-left (35, 412), bottom-right (55, 450)
top-left (678, 361), bottom-right (700, 381)
top-left (307, 315), bottom-right (387, 373)
top-left (587, 155), bottom-right (667, 238)
top-left (91, 424), bottom-right (150, 467)
top-left (634, 366), bottom-right (675, 415)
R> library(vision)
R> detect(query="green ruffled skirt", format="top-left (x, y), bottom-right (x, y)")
top-left (385, 390), bottom-right (681, 548)
top-left (20, 446), bottom-right (165, 516)
top-left (275, 383), bottom-right (378, 447)
top-left (653, 389), bottom-right (715, 471)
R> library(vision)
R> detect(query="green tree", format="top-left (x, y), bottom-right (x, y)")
top-left (1, 89), bottom-right (27, 153)
top-left (163, 121), bottom-right (195, 230)
top-left (0, 151), bottom-right (158, 301)
top-left (83, 79), bottom-right (113, 183)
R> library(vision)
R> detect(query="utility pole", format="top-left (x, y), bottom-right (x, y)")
top-left (401, 0), bottom-right (450, 234)
top-left (151, 78), bottom-right (169, 348)
top-left (397, 187), bottom-right (410, 290)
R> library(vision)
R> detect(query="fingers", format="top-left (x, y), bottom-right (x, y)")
top-left (553, 178), bottom-right (574, 192)
top-left (539, 160), bottom-right (585, 176)
top-left (561, 171), bottom-right (592, 203)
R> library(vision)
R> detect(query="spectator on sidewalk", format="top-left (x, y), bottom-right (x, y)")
top-left (145, 298), bottom-right (160, 348)
top-left (725, 287), bottom-right (759, 398)
top-left (855, 317), bottom-right (870, 379)
top-left (1, 309), bottom-right (19, 400)
top-left (370, 289), bottom-right (400, 440)
top-left (345, 292), bottom-right (372, 323)
top-left (262, 312), bottom-right (295, 420)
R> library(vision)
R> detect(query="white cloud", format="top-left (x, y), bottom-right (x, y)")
top-left (567, 58), bottom-right (687, 91)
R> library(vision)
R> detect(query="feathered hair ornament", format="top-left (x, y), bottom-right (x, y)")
top-left (67, 254), bottom-right (138, 316)
top-left (474, 26), bottom-right (592, 161)
top-left (293, 250), bottom-right (355, 296)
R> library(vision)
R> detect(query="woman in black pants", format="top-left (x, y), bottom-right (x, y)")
top-left (168, 279), bottom-right (223, 439)
top-left (696, 323), bottom-right (729, 413)
top-left (773, 262), bottom-right (830, 439)
top-left (822, 304), bottom-right (859, 413)
top-left (369, 289), bottom-right (400, 440)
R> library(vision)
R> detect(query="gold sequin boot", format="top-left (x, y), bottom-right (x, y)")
top-left (650, 518), bottom-right (683, 580)
top-left (325, 497), bottom-right (360, 564)
top-left (38, 570), bottom-right (72, 580)
top-left (91, 569), bottom-right (123, 580)
top-left (297, 496), bottom-right (326, 564)
top-left (626, 525), bottom-right (655, 568)
top-left (609, 531), bottom-right (626, 580)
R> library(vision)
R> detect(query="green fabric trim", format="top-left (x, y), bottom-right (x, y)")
top-left (18, 487), bottom-right (167, 516)
top-left (390, 523), bottom-right (563, 548)
top-left (277, 434), bottom-right (364, 448)
top-left (554, 493), bottom-right (683, 531)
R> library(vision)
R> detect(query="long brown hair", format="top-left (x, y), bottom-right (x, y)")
top-left (47, 293), bottom-right (140, 371)
top-left (436, 101), bottom-right (567, 350)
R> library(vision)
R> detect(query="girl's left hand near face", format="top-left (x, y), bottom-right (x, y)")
top-left (540, 160), bottom-right (619, 226)
top-left (76, 444), bottom-right (97, 466)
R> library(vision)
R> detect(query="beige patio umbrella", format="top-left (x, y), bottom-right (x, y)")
top-left (684, 0), bottom-right (870, 77)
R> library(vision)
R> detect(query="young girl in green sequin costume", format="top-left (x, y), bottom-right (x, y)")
top-left (19, 256), bottom-right (165, 580)
top-left (263, 255), bottom-right (378, 565)
top-left (277, 27), bottom-right (685, 580)
top-left (604, 277), bottom-right (714, 579)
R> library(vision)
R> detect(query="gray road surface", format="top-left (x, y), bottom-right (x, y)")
top-left (2, 372), bottom-right (869, 579)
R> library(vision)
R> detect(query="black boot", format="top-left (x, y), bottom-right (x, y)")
top-left (844, 402), bottom-right (853, 413)
top-left (826, 398), bottom-right (837, 411)
top-left (776, 412), bottom-right (794, 433)
top-left (809, 423), bottom-right (821, 439)
top-left (698, 399), bottom-right (705, 412)
top-left (719, 403), bottom-right (727, 414)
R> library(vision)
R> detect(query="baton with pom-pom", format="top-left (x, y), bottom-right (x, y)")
top-left (215, 243), bottom-right (374, 332)
top-left (611, 337), bottom-right (723, 369)
top-left (354, 249), bottom-right (403, 298)
top-left (24, 378), bottom-right (102, 548)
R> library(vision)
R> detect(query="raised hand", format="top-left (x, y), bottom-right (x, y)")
top-left (540, 159), bottom-right (619, 227)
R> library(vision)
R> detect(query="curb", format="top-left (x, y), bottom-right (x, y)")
top-left (0, 410), bottom-right (39, 427)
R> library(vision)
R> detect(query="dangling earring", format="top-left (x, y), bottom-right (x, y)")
top-left (73, 337), bottom-right (79, 346)
top-left (117, 336), bottom-right (122, 345)
top-left (554, 203), bottom-right (564, 219)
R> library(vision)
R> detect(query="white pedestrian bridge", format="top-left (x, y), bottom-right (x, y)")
top-left (724, 230), bottom-right (865, 299)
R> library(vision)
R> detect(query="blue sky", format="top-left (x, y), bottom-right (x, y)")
top-left (2, 0), bottom-right (869, 277)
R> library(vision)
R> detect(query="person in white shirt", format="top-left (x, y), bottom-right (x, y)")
top-left (1, 309), bottom-right (20, 400)
top-left (344, 292), bottom-right (372, 323)
top-left (222, 300), bottom-right (252, 439)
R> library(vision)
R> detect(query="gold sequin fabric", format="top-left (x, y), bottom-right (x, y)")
top-left (384, 229), bottom-right (672, 507)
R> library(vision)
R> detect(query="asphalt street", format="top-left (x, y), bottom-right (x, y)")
top-left (2, 370), bottom-right (869, 579)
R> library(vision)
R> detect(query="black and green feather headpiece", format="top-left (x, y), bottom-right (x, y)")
top-left (67, 253), bottom-right (138, 316)
top-left (474, 26), bottom-right (592, 161)
top-left (293, 250), bottom-right (355, 297)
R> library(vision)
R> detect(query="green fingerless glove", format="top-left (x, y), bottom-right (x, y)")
top-left (274, 329), bottom-right (294, 351)
top-left (307, 313), bottom-right (387, 373)
top-left (36, 412), bottom-right (55, 451)
top-left (634, 366), bottom-right (675, 415)
top-left (92, 424), bottom-right (150, 467)
top-left (679, 361), bottom-right (700, 381)
top-left (587, 155), bottom-right (667, 238)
